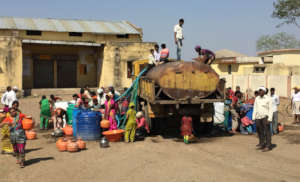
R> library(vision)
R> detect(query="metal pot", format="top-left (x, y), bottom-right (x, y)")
top-left (54, 128), bottom-right (64, 137)
top-left (99, 136), bottom-right (109, 148)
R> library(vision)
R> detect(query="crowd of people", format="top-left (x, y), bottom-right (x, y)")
top-left (0, 84), bottom-right (152, 168)
top-left (0, 81), bottom-right (297, 167)
top-left (222, 86), bottom-right (281, 151)
top-left (38, 86), bottom-right (150, 143)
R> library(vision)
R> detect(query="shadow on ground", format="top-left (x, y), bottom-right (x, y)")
top-left (284, 125), bottom-right (300, 131)
top-left (25, 147), bottom-right (42, 154)
top-left (25, 157), bottom-right (54, 166)
top-left (281, 132), bottom-right (300, 144)
top-left (148, 125), bottom-right (234, 144)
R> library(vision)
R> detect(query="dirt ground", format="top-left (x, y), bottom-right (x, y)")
top-left (1, 97), bottom-right (300, 182)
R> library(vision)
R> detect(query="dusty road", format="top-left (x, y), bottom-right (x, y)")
top-left (1, 97), bottom-right (300, 182)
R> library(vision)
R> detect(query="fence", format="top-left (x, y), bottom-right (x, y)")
top-left (220, 74), bottom-right (300, 98)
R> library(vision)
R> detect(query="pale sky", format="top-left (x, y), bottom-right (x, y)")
top-left (0, 0), bottom-right (299, 60)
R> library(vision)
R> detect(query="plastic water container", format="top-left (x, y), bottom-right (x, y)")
top-left (76, 110), bottom-right (102, 140)
top-left (67, 104), bottom-right (75, 125)
top-left (72, 108), bottom-right (80, 137)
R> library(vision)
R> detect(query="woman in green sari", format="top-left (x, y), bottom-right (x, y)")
top-left (40, 96), bottom-right (51, 130)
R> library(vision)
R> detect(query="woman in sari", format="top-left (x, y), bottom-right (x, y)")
top-left (4, 108), bottom-right (26, 167)
top-left (1, 100), bottom-right (21, 154)
top-left (104, 93), bottom-right (117, 130)
top-left (40, 96), bottom-right (51, 130)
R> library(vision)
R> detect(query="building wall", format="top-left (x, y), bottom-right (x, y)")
top-left (272, 53), bottom-right (300, 66)
top-left (0, 28), bottom-right (148, 91)
top-left (0, 36), bottom-right (22, 92)
top-left (100, 42), bottom-right (156, 88)
top-left (211, 63), bottom-right (256, 75)
top-left (213, 62), bottom-right (300, 77)
top-left (22, 44), bottom-right (100, 89)
top-left (0, 30), bottom-right (142, 43)
top-left (221, 74), bottom-right (300, 98)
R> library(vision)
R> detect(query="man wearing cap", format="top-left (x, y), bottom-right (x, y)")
top-left (291, 86), bottom-right (300, 124)
top-left (253, 87), bottom-right (273, 152)
top-left (193, 46), bottom-right (216, 65)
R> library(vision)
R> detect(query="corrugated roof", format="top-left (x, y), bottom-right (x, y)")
top-left (215, 49), bottom-right (247, 59)
top-left (0, 17), bottom-right (140, 35)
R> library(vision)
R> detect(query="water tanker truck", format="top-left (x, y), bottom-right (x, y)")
top-left (133, 60), bottom-right (225, 135)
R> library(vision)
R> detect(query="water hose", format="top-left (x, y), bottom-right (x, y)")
top-left (115, 67), bottom-right (148, 129)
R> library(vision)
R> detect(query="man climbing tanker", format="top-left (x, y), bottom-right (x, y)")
top-left (193, 45), bottom-right (216, 65)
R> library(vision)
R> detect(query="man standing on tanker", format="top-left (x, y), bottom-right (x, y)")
top-left (194, 45), bottom-right (216, 65)
top-left (174, 18), bottom-right (184, 61)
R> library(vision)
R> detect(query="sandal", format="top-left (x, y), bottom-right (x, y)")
top-left (20, 162), bottom-right (25, 168)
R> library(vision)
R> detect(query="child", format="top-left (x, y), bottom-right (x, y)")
top-left (181, 116), bottom-right (193, 144)
top-left (89, 92), bottom-right (97, 107)
top-left (70, 94), bottom-right (79, 105)
top-left (136, 111), bottom-right (150, 138)
top-left (124, 103), bottom-right (137, 143)
top-left (91, 99), bottom-right (101, 110)
top-left (40, 96), bottom-right (51, 130)
top-left (8, 108), bottom-right (27, 167)
top-left (52, 108), bottom-right (66, 130)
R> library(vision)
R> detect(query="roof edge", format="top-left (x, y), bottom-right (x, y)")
top-left (258, 49), bottom-right (300, 56)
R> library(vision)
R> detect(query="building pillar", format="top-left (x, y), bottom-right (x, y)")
top-left (288, 76), bottom-right (292, 98)
top-left (54, 60), bottom-right (57, 88)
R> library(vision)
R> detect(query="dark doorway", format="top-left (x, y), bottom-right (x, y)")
top-left (57, 60), bottom-right (77, 88)
top-left (34, 60), bottom-right (54, 88)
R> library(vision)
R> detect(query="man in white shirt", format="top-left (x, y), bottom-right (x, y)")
top-left (1, 86), bottom-right (11, 107)
top-left (270, 88), bottom-right (280, 135)
top-left (97, 88), bottom-right (106, 109)
top-left (154, 44), bottom-right (160, 63)
top-left (253, 87), bottom-right (273, 152)
top-left (1, 86), bottom-right (18, 108)
top-left (174, 18), bottom-right (184, 61)
top-left (148, 49), bottom-right (156, 67)
top-left (291, 86), bottom-right (300, 124)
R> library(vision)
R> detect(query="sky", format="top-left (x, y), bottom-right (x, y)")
top-left (0, 0), bottom-right (299, 60)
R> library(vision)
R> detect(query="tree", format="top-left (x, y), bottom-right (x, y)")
top-left (272, 0), bottom-right (300, 28)
top-left (256, 32), bottom-right (300, 52)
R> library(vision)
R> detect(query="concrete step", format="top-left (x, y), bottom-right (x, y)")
top-left (24, 88), bottom-right (97, 97)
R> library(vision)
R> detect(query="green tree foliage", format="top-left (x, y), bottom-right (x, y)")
top-left (272, 0), bottom-right (300, 27)
top-left (256, 32), bottom-right (300, 51)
